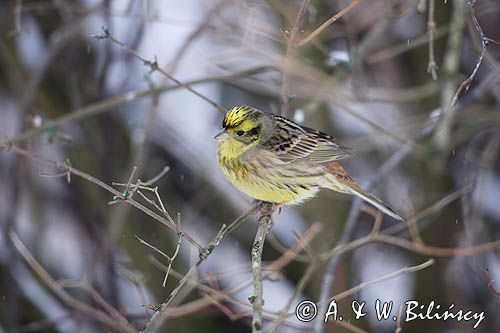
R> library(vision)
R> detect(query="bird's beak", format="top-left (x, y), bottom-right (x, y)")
top-left (214, 129), bottom-right (229, 141)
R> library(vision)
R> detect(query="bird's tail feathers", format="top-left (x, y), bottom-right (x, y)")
top-left (349, 186), bottom-right (404, 221)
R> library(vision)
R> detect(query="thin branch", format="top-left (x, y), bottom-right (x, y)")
top-left (434, 0), bottom-right (467, 149)
top-left (163, 215), bottom-right (183, 287)
top-left (267, 222), bottom-right (322, 271)
top-left (328, 259), bottom-right (434, 303)
top-left (435, 0), bottom-right (499, 147)
top-left (281, 259), bottom-right (433, 330)
top-left (374, 235), bottom-right (500, 257)
top-left (427, 0), bottom-right (438, 80)
top-left (118, 267), bottom-right (152, 319)
top-left (250, 203), bottom-right (274, 332)
top-left (448, 0), bottom-right (499, 108)
top-left (395, 304), bottom-right (403, 333)
top-left (10, 147), bottom-right (203, 251)
top-left (142, 205), bottom-right (258, 332)
top-left (147, 257), bottom-right (298, 326)
top-left (484, 269), bottom-right (500, 297)
top-left (135, 235), bottom-right (172, 261)
top-left (297, 0), bottom-right (363, 47)
top-left (59, 278), bottom-right (128, 323)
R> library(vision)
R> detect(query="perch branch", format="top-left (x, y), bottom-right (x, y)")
top-left (250, 203), bottom-right (274, 332)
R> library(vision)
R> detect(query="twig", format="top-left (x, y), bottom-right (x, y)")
top-left (434, 0), bottom-right (466, 149)
top-left (135, 235), bottom-right (172, 261)
top-left (118, 267), bottom-right (152, 319)
top-left (280, 260), bottom-right (433, 329)
top-left (448, 1), bottom-right (499, 108)
top-left (369, 210), bottom-right (383, 235)
top-left (280, 0), bottom-right (310, 117)
top-left (123, 90), bottom-right (162, 193)
top-left (58, 278), bottom-right (128, 323)
top-left (395, 304), bottom-right (403, 333)
top-left (484, 269), bottom-right (500, 297)
top-left (435, 0), bottom-right (499, 147)
top-left (427, 0), bottom-right (438, 80)
top-left (135, 212), bottom-right (183, 289)
top-left (148, 258), bottom-right (283, 323)
top-left (142, 205), bottom-right (258, 332)
top-left (297, 0), bottom-right (363, 47)
top-left (250, 203), bottom-right (274, 332)
top-left (371, 184), bottom-right (474, 238)
top-left (267, 222), bottom-right (322, 271)
top-left (373, 234), bottom-right (500, 256)
top-left (329, 259), bottom-right (434, 303)
top-left (111, 167), bottom-right (175, 225)
top-left (10, 147), bottom-right (203, 251)
top-left (316, 184), bottom-right (473, 263)
top-left (161, 214), bottom-right (183, 287)
top-left (146, 257), bottom-right (305, 329)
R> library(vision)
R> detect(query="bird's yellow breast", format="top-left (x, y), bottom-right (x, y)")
top-left (217, 139), bottom-right (320, 204)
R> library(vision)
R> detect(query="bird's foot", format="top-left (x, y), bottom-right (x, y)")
top-left (258, 201), bottom-right (282, 216)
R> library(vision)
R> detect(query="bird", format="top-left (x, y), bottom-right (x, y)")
top-left (215, 105), bottom-right (403, 221)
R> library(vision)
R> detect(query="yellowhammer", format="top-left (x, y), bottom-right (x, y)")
top-left (215, 105), bottom-right (403, 221)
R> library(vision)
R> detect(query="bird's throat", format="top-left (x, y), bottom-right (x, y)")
top-left (217, 138), bottom-right (249, 161)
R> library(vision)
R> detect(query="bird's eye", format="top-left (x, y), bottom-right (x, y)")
top-left (236, 130), bottom-right (245, 136)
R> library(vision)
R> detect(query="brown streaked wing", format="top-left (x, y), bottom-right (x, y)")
top-left (262, 116), bottom-right (351, 164)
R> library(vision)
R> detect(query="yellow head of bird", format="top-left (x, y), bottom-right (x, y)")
top-left (215, 106), bottom-right (265, 144)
